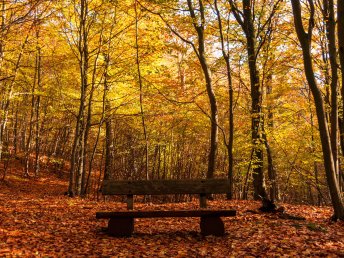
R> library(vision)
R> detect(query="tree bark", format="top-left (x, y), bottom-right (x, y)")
top-left (323, 0), bottom-right (338, 177)
top-left (135, 0), bottom-right (149, 180)
top-left (34, 18), bottom-right (42, 177)
top-left (338, 0), bottom-right (344, 190)
top-left (0, 0), bottom-right (5, 162)
top-left (214, 0), bottom-right (234, 199)
top-left (339, 0), bottom-right (344, 110)
top-left (68, 0), bottom-right (89, 197)
top-left (186, 0), bottom-right (218, 180)
top-left (291, 0), bottom-right (344, 220)
top-left (244, 0), bottom-right (267, 200)
top-left (103, 54), bottom-right (114, 181)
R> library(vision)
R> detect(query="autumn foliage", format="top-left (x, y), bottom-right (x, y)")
top-left (1, 0), bottom-right (344, 255)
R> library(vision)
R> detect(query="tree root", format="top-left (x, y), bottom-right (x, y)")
top-left (278, 213), bottom-right (306, 221)
top-left (246, 198), bottom-right (306, 221)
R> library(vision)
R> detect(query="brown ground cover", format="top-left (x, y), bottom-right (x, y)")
top-left (0, 171), bottom-right (343, 257)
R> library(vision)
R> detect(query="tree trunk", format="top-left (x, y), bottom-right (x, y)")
top-left (339, 0), bottom-right (344, 114)
top-left (135, 0), bottom-right (149, 180)
top-left (323, 0), bottom-right (338, 177)
top-left (103, 54), bottom-right (114, 181)
top-left (291, 0), bottom-right (344, 220)
top-left (34, 22), bottom-right (42, 177)
top-left (338, 0), bottom-right (344, 190)
top-left (24, 72), bottom-right (36, 177)
top-left (243, 0), bottom-right (267, 200)
top-left (0, 28), bottom-right (29, 162)
top-left (13, 105), bottom-right (18, 155)
top-left (68, 0), bottom-right (89, 197)
top-left (186, 0), bottom-right (218, 180)
top-left (0, 0), bottom-right (5, 162)
top-left (263, 131), bottom-right (278, 201)
top-left (214, 0), bottom-right (234, 199)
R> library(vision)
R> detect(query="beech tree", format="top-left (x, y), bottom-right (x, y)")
top-left (291, 0), bottom-right (344, 220)
top-left (213, 0), bottom-right (234, 199)
top-left (338, 0), bottom-right (344, 189)
top-left (228, 0), bottom-right (281, 206)
top-left (0, 1), bottom-right (40, 164)
top-left (0, 0), bottom-right (343, 211)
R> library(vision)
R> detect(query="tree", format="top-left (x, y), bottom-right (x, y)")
top-left (213, 0), bottom-right (234, 199)
top-left (143, 0), bottom-right (219, 180)
top-left (67, 0), bottom-right (89, 196)
top-left (338, 0), bottom-right (344, 189)
top-left (135, 0), bottom-right (149, 180)
top-left (184, 0), bottom-right (219, 180)
top-left (228, 0), bottom-right (281, 205)
top-left (0, 1), bottom-right (40, 164)
top-left (291, 0), bottom-right (344, 220)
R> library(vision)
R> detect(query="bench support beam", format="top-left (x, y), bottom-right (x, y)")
top-left (106, 216), bottom-right (226, 237)
top-left (127, 194), bottom-right (134, 210)
top-left (199, 193), bottom-right (207, 208)
top-left (200, 216), bottom-right (225, 236)
top-left (108, 218), bottom-right (134, 237)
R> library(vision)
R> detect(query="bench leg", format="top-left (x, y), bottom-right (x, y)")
top-left (200, 216), bottom-right (225, 236)
top-left (108, 218), bottom-right (134, 237)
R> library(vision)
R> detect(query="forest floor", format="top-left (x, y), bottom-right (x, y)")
top-left (0, 168), bottom-right (344, 257)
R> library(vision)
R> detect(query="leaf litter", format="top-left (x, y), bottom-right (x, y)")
top-left (0, 172), bottom-right (343, 257)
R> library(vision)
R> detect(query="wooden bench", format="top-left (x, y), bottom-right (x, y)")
top-left (96, 179), bottom-right (236, 237)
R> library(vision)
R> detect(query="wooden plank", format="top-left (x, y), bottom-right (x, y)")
top-left (199, 193), bottom-right (207, 208)
top-left (200, 216), bottom-right (225, 236)
top-left (127, 194), bottom-right (133, 210)
top-left (102, 179), bottom-right (231, 195)
top-left (96, 209), bottom-right (236, 219)
top-left (108, 218), bottom-right (134, 237)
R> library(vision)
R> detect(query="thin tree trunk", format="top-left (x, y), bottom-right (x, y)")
top-left (339, 0), bottom-right (344, 114)
top-left (338, 0), bottom-right (344, 190)
top-left (135, 0), bottom-right (149, 180)
top-left (263, 131), bottom-right (277, 200)
top-left (13, 104), bottom-right (18, 155)
top-left (25, 25), bottom-right (41, 177)
top-left (24, 74), bottom-right (36, 177)
top-left (34, 23), bottom-right (41, 177)
top-left (265, 72), bottom-right (278, 201)
top-left (68, 0), bottom-right (88, 197)
top-left (103, 54), bottom-right (114, 181)
top-left (0, 0), bottom-right (5, 162)
top-left (214, 0), bottom-right (234, 199)
top-left (309, 85), bottom-right (322, 205)
top-left (323, 0), bottom-right (338, 177)
top-left (186, 0), bottom-right (218, 180)
top-left (0, 30), bottom-right (30, 162)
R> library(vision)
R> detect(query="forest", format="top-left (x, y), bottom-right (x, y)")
top-left (0, 0), bottom-right (343, 256)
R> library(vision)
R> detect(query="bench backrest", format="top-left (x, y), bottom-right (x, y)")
top-left (102, 179), bottom-right (230, 195)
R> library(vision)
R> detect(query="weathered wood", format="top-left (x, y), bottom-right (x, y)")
top-left (99, 210), bottom-right (235, 237)
top-left (127, 194), bottom-right (133, 210)
top-left (102, 179), bottom-right (231, 195)
top-left (108, 218), bottom-right (134, 237)
top-left (98, 179), bottom-right (235, 237)
top-left (199, 193), bottom-right (207, 208)
top-left (200, 216), bottom-right (225, 236)
top-left (96, 209), bottom-right (236, 219)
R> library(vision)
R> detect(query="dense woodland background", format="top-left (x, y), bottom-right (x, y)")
top-left (0, 0), bottom-right (344, 214)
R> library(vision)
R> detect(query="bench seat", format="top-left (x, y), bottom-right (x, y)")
top-left (96, 209), bottom-right (236, 218)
